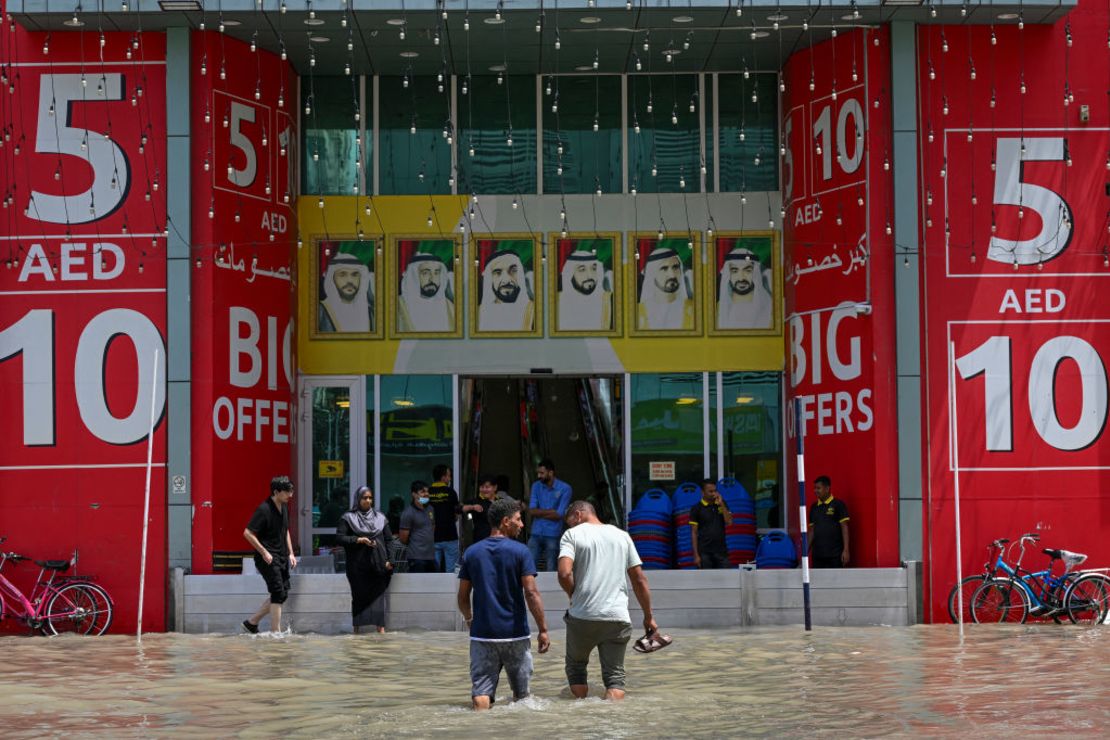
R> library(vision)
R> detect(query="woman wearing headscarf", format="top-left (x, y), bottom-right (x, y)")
top-left (336, 486), bottom-right (393, 633)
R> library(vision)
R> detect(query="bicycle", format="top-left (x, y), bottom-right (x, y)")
top-left (0, 538), bottom-right (114, 636)
top-left (947, 537), bottom-right (1010, 623)
top-left (970, 534), bottom-right (1107, 625)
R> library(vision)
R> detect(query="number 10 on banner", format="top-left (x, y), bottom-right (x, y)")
top-left (951, 322), bottom-right (1110, 468)
top-left (0, 308), bottom-right (166, 448)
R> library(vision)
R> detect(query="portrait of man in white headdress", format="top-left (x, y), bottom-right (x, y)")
top-left (715, 243), bottom-right (774, 330)
top-left (474, 239), bottom-right (538, 334)
top-left (554, 237), bottom-right (616, 333)
top-left (635, 240), bottom-right (696, 332)
top-left (317, 242), bottom-right (376, 334)
top-left (395, 241), bottom-right (456, 335)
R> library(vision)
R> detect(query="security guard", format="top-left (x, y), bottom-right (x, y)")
top-left (807, 475), bottom-right (850, 568)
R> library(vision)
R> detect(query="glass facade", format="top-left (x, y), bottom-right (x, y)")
top-left (297, 74), bottom-right (780, 196)
top-left (378, 75), bottom-right (453, 194)
top-left (629, 373), bottom-right (705, 508)
top-left (627, 74), bottom-right (702, 194)
top-left (308, 385), bottom-right (352, 553)
top-left (300, 371), bottom-right (785, 554)
top-left (301, 76), bottom-right (363, 196)
top-left (713, 74), bottom-right (779, 193)
top-left (378, 375), bottom-right (454, 534)
top-left (542, 75), bottom-right (622, 195)
top-left (457, 75), bottom-right (537, 195)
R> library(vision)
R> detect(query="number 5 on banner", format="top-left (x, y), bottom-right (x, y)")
top-left (31, 73), bottom-right (129, 224)
top-left (987, 137), bottom-right (1073, 266)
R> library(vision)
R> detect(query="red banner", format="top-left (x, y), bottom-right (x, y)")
top-left (0, 23), bottom-right (167, 631)
top-left (920, 2), bottom-right (1110, 620)
top-left (190, 32), bottom-right (297, 572)
top-left (782, 28), bottom-right (900, 566)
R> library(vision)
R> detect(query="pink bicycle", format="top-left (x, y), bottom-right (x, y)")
top-left (0, 537), bottom-right (114, 636)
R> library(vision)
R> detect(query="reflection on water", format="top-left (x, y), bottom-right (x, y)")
top-left (1, 626), bottom-right (1108, 737)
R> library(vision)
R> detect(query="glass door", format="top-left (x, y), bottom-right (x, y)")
top-left (298, 376), bottom-right (365, 555)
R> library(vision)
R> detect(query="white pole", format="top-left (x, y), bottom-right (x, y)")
top-left (137, 348), bottom-right (160, 640)
top-left (948, 341), bottom-right (965, 632)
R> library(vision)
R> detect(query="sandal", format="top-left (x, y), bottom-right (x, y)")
top-left (632, 629), bottom-right (673, 653)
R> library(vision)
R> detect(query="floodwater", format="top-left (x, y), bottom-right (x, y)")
top-left (1, 625), bottom-right (1108, 737)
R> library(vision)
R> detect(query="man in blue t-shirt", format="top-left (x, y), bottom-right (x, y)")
top-left (526, 458), bottom-right (572, 571)
top-left (457, 497), bottom-right (550, 710)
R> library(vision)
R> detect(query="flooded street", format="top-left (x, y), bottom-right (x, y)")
top-left (1, 625), bottom-right (1108, 737)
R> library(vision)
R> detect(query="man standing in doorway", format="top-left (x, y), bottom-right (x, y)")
top-left (527, 458), bottom-right (572, 571)
top-left (429, 464), bottom-right (462, 572)
top-left (242, 476), bottom-right (298, 634)
top-left (808, 475), bottom-right (850, 568)
top-left (689, 479), bottom-right (732, 569)
top-left (464, 473), bottom-right (500, 544)
top-left (399, 480), bottom-right (437, 573)
top-left (457, 497), bottom-right (550, 710)
top-left (557, 501), bottom-right (658, 701)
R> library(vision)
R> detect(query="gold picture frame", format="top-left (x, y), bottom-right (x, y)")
top-left (626, 232), bottom-right (702, 337)
top-left (706, 231), bottom-right (780, 336)
top-left (469, 233), bottom-right (543, 338)
top-left (311, 235), bottom-right (383, 339)
top-left (546, 232), bottom-right (623, 337)
top-left (387, 234), bottom-right (464, 339)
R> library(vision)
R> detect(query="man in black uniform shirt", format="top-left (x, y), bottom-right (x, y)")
top-left (807, 475), bottom-right (851, 568)
top-left (464, 473), bottom-right (500, 544)
top-left (242, 475), bottom-right (298, 633)
top-left (428, 464), bottom-right (462, 572)
top-left (688, 479), bottom-right (732, 569)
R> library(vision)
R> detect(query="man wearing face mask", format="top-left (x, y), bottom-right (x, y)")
top-left (399, 480), bottom-right (436, 573)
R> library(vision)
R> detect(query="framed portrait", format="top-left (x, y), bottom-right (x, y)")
top-left (470, 235), bottom-right (543, 337)
top-left (547, 233), bottom-right (622, 337)
top-left (627, 233), bottom-right (701, 336)
top-left (387, 235), bottom-right (463, 339)
top-left (707, 232), bottom-right (779, 336)
top-left (311, 237), bottom-right (383, 339)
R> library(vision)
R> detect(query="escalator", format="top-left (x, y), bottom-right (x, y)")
top-left (460, 376), bottom-right (625, 531)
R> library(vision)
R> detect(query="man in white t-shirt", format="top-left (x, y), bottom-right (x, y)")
top-left (557, 501), bottom-right (657, 701)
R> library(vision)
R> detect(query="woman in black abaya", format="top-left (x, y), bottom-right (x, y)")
top-left (336, 486), bottom-right (393, 633)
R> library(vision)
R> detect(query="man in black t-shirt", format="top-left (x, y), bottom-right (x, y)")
top-left (464, 473), bottom-right (500, 544)
top-left (689, 479), bottom-right (732, 569)
top-left (428, 464), bottom-right (462, 572)
top-left (242, 476), bottom-right (298, 633)
top-left (807, 475), bottom-right (851, 568)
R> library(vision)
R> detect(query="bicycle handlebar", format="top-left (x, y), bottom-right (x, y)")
top-left (1021, 532), bottom-right (1041, 542)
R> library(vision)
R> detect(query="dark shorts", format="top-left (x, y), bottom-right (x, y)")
top-left (699, 551), bottom-right (730, 569)
top-left (811, 554), bottom-right (842, 569)
top-left (469, 639), bottom-right (533, 700)
top-left (256, 555), bottom-right (291, 604)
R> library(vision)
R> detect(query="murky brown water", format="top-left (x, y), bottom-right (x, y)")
top-left (1, 625), bottom-right (1108, 737)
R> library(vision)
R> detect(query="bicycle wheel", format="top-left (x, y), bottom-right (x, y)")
top-left (947, 575), bottom-right (986, 623)
top-left (72, 583), bottom-right (113, 635)
top-left (43, 583), bottom-right (105, 636)
top-left (970, 579), bottom-right (1029, 624)
top-left (1065, 574), bottom-right (1110, 626)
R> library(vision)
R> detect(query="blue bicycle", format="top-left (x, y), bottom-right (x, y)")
top-left (971, 533), bottom-right (1110, 625)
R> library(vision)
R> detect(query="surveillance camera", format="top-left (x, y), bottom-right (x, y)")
top-left (854, 303), bottom-right (872, 316)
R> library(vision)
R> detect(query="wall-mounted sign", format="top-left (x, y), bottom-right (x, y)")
top-left (649, 461), bottom-right (676, 481)
top-left (318, 460), bottom-right (345, 479)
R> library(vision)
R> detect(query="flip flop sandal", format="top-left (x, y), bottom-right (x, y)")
top-left (633, 630), bottom-right (674, 653)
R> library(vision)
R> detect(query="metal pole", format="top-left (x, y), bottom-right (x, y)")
top-left (137, 348), bottom-right (160, 640)
top-left (795, 397), bottom-right (812, 631)
top-left (948, 341), bottom-right (965, 633)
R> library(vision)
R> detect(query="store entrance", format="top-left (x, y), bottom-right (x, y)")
top-left (458, 376), bottom-right (625, 535)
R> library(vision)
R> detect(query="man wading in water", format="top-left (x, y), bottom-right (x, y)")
top-left (457, 498), bottom-right (550, 710)
top-left (558, 501), bottom-right (664, 700)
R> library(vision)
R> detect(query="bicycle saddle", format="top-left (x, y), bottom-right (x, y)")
top-left (35, 559), bottom-right (72, 571)
top-left (1043, 548), bottom-right (1087, 567)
